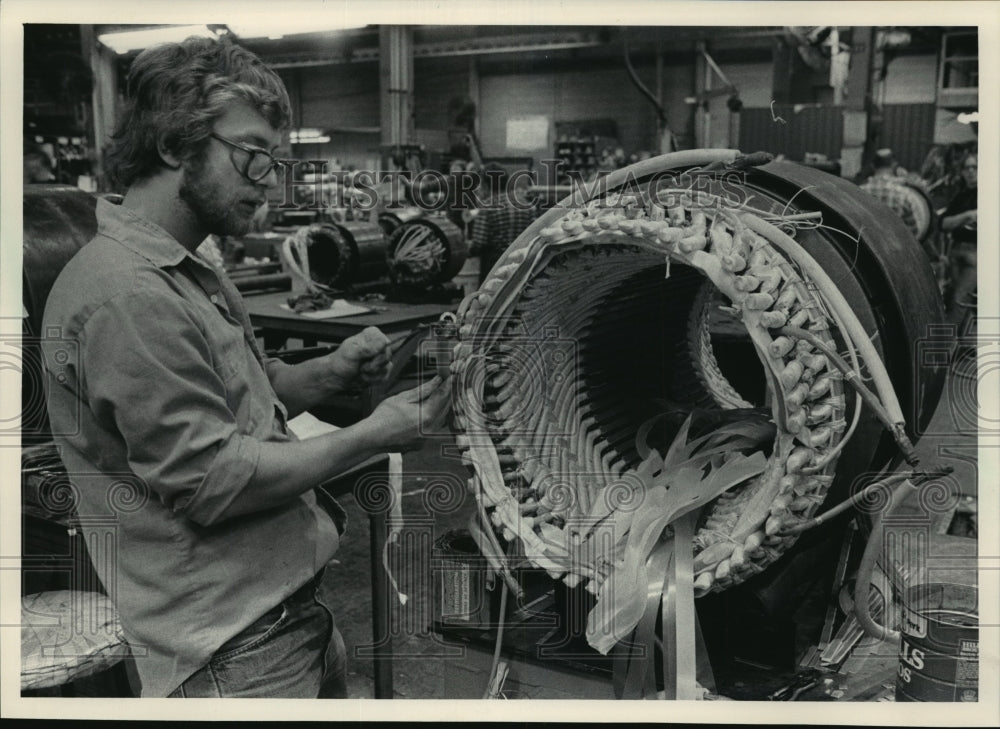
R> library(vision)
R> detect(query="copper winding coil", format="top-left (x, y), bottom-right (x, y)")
top-left (387, 216), bottom-right (468, 286)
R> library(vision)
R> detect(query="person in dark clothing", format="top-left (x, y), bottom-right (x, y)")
top-left (941, 150), bottom-right (977, 324)
top-left (470, 167), bottom-right (539, 284)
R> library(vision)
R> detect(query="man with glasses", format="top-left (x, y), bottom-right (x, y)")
top-left (41, 36), bottom-right (450, 698)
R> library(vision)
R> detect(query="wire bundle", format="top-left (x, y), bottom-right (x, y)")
top-left (387, 217), bottom-right (468, 287)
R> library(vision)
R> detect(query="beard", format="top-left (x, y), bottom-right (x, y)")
top-left (179, 158), bottom-right (256, 238)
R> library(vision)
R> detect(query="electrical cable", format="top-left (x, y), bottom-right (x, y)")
top-left (622, 33), bottom-right (667, 128)
top-left (852, 478), bottom-right (910, 643)
top-left (801, 390), bottom-right (862, 475)
top-left (482, 540), bottom-right (518, 699)
top-left (740, 214), bottom-right (912, 449)
top-left (777, 324), bottom-right (918, 465)
top-left (780, 466), bottom-right (951, 535)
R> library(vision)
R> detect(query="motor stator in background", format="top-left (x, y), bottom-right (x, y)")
top-left (377, 206), bottom-right (425, 239)
top-left (386, 215), bottom-right (468, 293)
top-left (295, 221), bottom-right (389, 290)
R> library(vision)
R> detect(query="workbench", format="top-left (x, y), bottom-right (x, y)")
top-left (243, 290), bottom-right (457, 351)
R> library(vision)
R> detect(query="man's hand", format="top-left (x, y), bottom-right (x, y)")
top-left (239, 375), bottom-right (450, 520)
top-left (322, 326), bottom-right (393, 393)
top-left (367, 375), bottom-right (451, 451)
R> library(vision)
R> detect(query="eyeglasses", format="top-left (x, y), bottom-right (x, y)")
top-left (209, 132), bottom-right (281, 182)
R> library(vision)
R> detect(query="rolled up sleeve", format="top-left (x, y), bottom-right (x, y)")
top-left (80, 287), bottom-right (261, 526)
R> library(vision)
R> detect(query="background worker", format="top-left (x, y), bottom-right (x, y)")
top-left (24, 143), bottom-right (56, 183)
top-left (470, 165), bottom-right (540, 285)
top-left (860, 149), bottom-right (920, 239)
top-left (940, 148), bottom-right (978, 325)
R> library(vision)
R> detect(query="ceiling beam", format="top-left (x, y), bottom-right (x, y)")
top-left (264, 29), bottom-right (607, 69)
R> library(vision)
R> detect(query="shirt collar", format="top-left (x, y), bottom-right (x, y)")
top-left (95, 197), bottom-right (191, 269)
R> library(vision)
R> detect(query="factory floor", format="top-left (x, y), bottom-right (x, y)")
top-left (322, 333), bottom-right (980, 701)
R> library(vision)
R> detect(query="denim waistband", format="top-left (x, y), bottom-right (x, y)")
top-left (286, 568), bottom-right (325, 604)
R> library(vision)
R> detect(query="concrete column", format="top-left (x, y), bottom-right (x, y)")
top-left (840, 27), bottom-right (875, 179)
top-left (694, 42), bottom-right (709, 147)
top-left (80, 25), bottom-right (119, 191)
top-left (379, 25), bottom-right (414, 151)
top-left (468, 57), bottom-right (480, 142)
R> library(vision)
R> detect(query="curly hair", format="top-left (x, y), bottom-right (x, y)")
top-left (105, 36), bottom-right (292, 190)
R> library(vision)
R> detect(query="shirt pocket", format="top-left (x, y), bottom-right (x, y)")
top-left (210, 319), bottom-right (269, 431)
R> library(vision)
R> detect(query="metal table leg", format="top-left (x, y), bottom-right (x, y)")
top-left (363, 325), bottom-right (434, 699)
top-left (369, 510), bottom-right (393, 698)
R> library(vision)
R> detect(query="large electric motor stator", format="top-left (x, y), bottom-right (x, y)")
top-left (377, 206), bottom-right (425, 239)
top-left (446, 149), bottom-right (946, 658)
top-left (294, 221), bottom-right (388, 289)
top-left (387, 215), bottom-right (468, 287)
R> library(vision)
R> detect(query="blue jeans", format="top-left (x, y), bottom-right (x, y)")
top-left (167, 569), bottom-right (347, 698)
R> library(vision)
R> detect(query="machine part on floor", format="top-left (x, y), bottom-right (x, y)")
top-left (766, 668), bottom-right (825, 701)
top-left (387, 216), bottom-right (468, 287)
top-left (445, 149), bottom-right (945, 667)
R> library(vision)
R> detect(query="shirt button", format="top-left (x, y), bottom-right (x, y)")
top-left (210, 294), bottom-right (219, 304)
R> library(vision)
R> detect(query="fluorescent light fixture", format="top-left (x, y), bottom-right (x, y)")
top-left (290, 128), bottom-right (331, 144)
top-left (98, 25), bottom-right (215, 54)
top-left (291, 128), bottom-right (326, 140)
top-left (291, 136), bottom-right (331, 145)
top-left (227, 22), bottom-right (366, 40)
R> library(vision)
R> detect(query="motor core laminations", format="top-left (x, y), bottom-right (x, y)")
top-left (450, 190), bottom-right (853, 599)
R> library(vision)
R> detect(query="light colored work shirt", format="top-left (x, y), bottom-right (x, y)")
top-left (42, 198), bottom-right (343, 697)
top-left (860, 174), bottom-right (919, 237)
